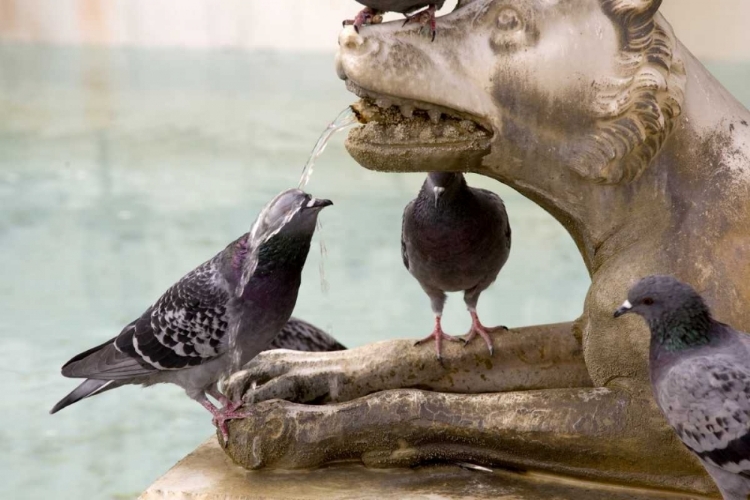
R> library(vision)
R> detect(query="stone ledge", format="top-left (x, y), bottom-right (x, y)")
top-left (140, 438), bottom-right (710, 499)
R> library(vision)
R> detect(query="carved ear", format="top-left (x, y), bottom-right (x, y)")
top-left (600, 0), bottom-right (662, 50)
top-left (602, 0), bottom-right (661, 18)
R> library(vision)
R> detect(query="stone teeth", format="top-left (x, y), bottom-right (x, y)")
top-left (399, 104), bottom-right (414, 118)
top-left (376, 98), bottom-right (393, 109)
top-left (428, 109), bottom-right (442, 124)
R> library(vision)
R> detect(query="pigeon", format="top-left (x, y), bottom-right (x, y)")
top-left (50, 188), bottom-right (333, 443)
top-left (615, 275), bottom-right (750, 500)
top-left (269, 317), bottom-right (346, 352)
top-left (344, 1), bottom-right (447, 41)
top-left (401, 172), bottom-right (511, 360)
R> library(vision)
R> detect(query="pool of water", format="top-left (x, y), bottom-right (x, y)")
top-left (1, 45), bottom-right (748, 499)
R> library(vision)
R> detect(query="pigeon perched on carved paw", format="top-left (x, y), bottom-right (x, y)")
top-left (615, 275), bottom-right (750, 500)
top-left (50, 189), bottom-right (333, 444)
top-left (344, 1), bottom-right (446, 40)
top-left (401, 172), bottom-right (511, 360)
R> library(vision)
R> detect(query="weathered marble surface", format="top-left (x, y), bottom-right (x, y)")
top-left (141, 438), bottom-right (711, 499)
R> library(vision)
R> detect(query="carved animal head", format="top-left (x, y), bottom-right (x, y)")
top-left (337, 0), bottom-right (686, 184)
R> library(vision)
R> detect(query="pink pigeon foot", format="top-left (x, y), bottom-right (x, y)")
top-left (199, 397), bottom-right (253, 446)
top-left (463, 310), bottom-right (507, 356)
top-left (414, 315), bottom-right (464, 361)
top-left (343, 7), bottom-right (383, 33)
top-left (402, 4), bottom-right (438, 41)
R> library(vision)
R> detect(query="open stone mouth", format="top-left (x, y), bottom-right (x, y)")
top-left (346, 81), bottom-right (493, 147)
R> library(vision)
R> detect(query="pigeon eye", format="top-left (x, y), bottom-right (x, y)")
top-left (643, 298), bottom-right (654, 306)
top-left (497, 8), bottom-right (522, 32)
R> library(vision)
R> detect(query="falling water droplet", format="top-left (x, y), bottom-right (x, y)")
top-left (317, 218), bottom-right (330, 294)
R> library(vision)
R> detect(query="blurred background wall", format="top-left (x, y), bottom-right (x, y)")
top-left (0, 0), bottom-right (748, 60)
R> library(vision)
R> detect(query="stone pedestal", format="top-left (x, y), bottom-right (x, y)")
top-left (139, 438), bottom-right (709, 499)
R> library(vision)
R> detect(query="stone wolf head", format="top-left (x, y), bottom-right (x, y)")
top-left (338, 0), bottom-right (686, 184)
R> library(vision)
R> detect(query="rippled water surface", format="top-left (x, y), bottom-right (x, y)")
top-left (1, 45), bottom-right (748, 499)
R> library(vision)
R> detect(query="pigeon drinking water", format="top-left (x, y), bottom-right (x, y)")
top-left (344, 1), bottom-right (447, 41)
top-left (50, 189), bottom-right (333, 443)
top-left (615, 275), bottom-right (750, 500)
top-left (401, 172), bottom-right (511, 360)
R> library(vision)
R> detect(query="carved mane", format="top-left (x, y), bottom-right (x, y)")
top-left (571, 0), bottom-right (686, 184)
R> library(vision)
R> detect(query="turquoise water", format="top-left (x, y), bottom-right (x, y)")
top-left (0, 45), bottom-right (748, 499)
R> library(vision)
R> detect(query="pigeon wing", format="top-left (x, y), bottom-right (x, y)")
top-left (658, 353), bottom-right (750, 475)
top-left (120, 260), bottom-right (232, 371)
top-left (401, 199), bottom-right (415, 271)
top-left (270, 317), bottom-right (346, 352)
top-left (473, 187), bottom-right (511, 243)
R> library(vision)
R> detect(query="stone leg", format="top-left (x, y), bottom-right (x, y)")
top-left (225, 323), bottom-right (592, 405)
top-left (223, 385), bottom-right (715, 495)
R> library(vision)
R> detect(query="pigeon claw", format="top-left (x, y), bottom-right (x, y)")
top-left (211, 402), bottom-right (253, 448)
top-left (464, 311), bottom-right (499, 356)
top-left (414, 319), bottom-right (464, 361)
top-left (343, 7), bottom-right (382, 34)
top-left (402, 4), bottom-right (438, 42)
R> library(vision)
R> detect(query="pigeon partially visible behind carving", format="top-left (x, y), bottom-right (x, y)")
top-left (616, 275), bottom-right (750, 500)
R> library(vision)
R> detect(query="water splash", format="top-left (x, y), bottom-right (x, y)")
top-left (298, 107), bottom-right (358, 189)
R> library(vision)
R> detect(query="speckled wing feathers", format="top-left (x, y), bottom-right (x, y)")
top-left (657, 354), bottom-right (750, 475)
top-left (270, 318), bottom-right (346, 352)
top-left (130, 260), bottom-right (231, 370)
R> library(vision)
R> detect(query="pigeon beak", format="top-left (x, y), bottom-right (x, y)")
top-left (433, 186), bottom-right (445, 208)
top-left (613, 300), bottom-right (633, 318)
top-left (305, 197), bottom-right (333, 210)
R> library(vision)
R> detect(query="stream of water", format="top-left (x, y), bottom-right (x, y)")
top-left (298, 107), bottom-right (358, 189)
top-left (299, 107), bottom-right (358, 298)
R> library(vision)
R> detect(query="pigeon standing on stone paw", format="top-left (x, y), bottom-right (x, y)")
top-left (615, 275), bottom-right (750, 500)
top-left (344, 1), bottom-right (446, 41)
top-left (401, 172), bottom-right (511, 361)
top-left (50, 189), bottom-right (333, 445)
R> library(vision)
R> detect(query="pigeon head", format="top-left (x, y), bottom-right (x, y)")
top-left (234, 189), bottom-right (332, 296)
top-left (425, 172), bottom-right (466, 207)
top-left (614, 275), bottom-right (713, 350)
top-left (250, 188), bottom-right (332, 242)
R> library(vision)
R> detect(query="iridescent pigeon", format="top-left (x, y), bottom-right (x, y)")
top-left (615, 275), bottom-right (750, 500)
top-left (401, 172), bottom-right (511, 360)
top-left (50, 189), bottom-right (333, 443)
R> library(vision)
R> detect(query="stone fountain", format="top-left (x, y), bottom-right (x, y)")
top-left (144, 1), bottom-right (750, 498)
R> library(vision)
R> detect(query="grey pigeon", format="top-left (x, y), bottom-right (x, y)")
top-left (344, 1), bottom-right (447, 40)
top-left (401, 172), bottom-right (511, 360)
top-left (50, 189), bottom-right (332, 442)
top-left (615, 275), bottom-right (750, 500)
top-left (270, 317), bottom-right (346, 352)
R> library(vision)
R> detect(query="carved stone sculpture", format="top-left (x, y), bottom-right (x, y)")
top-left (223, 0), bottom-right (750, 496)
